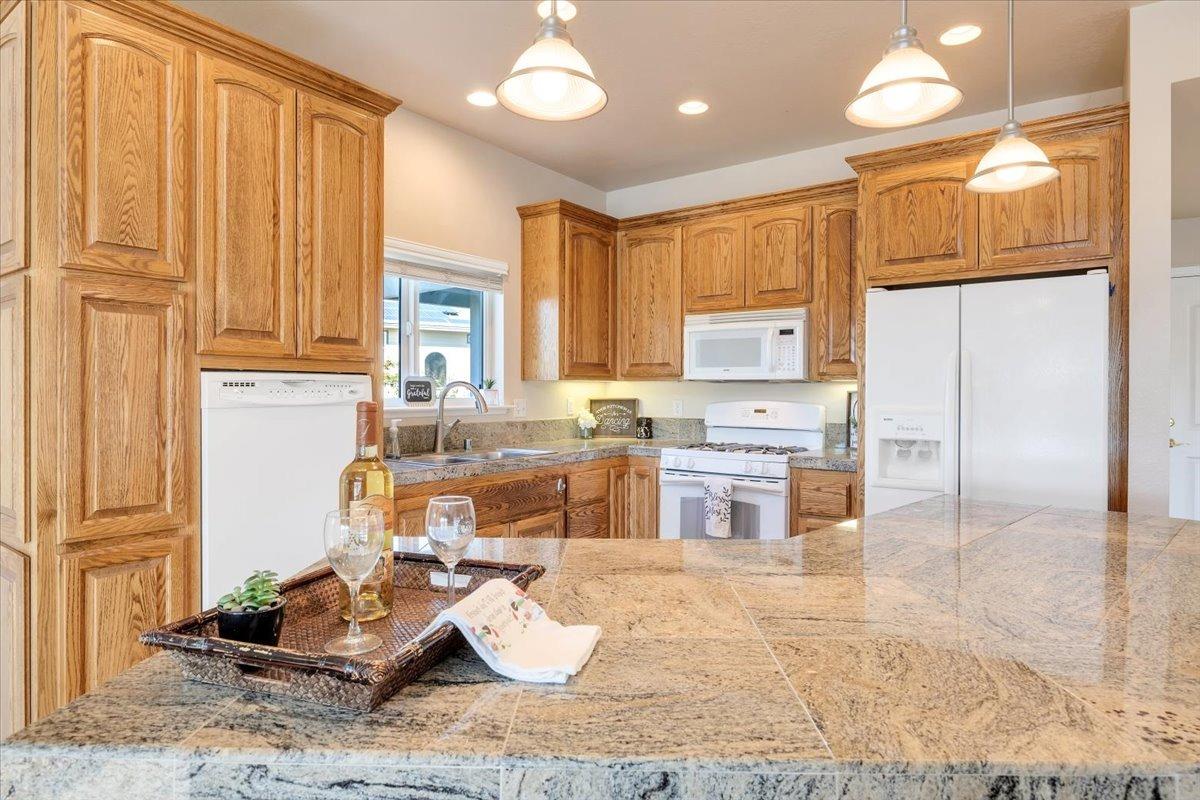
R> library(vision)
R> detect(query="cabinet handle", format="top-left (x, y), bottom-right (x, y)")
top-left (557, 477), bottom-right (565, 494)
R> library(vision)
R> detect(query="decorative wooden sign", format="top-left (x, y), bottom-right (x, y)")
top-left (589, 398), bottom-right (638, 438)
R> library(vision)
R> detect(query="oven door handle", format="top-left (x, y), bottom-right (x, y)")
top-left (659, 475), bottom-right (788, 496)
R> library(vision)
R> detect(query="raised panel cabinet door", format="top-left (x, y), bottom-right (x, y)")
top-left (0, 543), bottom-right (29, 738)
top-left (608, 465), bottom-right (629, 539)
top-left (627, 460), bottom-right (659, 539)
top-left (617, 225), bottom-right (683, 378)
top-left (0, 274), bottom-right (25, 546)
top-left (745, 205), bottom-right (813, 309)
top-left (60, 274), bottom-right (191, 544)
top-left (796, 470), bottom-right (854, 518)
top-left (297, 92), bottom-right (380, 361)
top-left (562, 218), bottom-right (616, 378)
top-left (62, 534), bottom-right (190, 699)
top-left (978, 130), bottom-right (1115, 269)
top-left (0, 2), bottom-right (26, 275)
top-left (60, 3), bottom-right (190, 279)
top-left (512, 510), bottom-right (564, 539)
top-left (863, 158), bottom-right (978, 281)
top-left (683, 215), bottom-right (745, 312)
top-left (566, 500), bottom-right (608, 538)
top-left (476, 522), bottom-right (511, 538)
top-left (196, 55), bottom-right (297, 357)
top-left (811, 206), bottom-right (857, 380)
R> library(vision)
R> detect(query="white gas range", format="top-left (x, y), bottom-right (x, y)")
top-left (658, 401), bottom-right (826, 540)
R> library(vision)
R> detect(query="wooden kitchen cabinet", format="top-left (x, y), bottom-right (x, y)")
top-left (789, 468), bottom-right (858, 535)
top-left (0, 542), bottom-right (28, 738)
top-left (297, 92), bottom-right (381, 361)
top-left (519, 201), bottom-right (619, 380)
top-left (0, 274), bottom-right (24, 547)
top-left (617, 224), bottom-right (683, 378)
top-left (683, 214), bottom-right (745, 312)
top-left (859, 156), bottom-right (978, 282)
top-left (977, 128), bottom-right (1117, 270)
top-left (512, 511), bottom-right (565, 539)
top-left (60, 3), bottom-right (191, 281)
top-left (745, 204), bottom-right (813, 309)
top-left (196, 54), bottom-right (297, 358)
top-left (0, 2), bottom-right (26, 275)
top-left (566, 502), bottom-right (608, 538)
top-left (810, 205), bottom-right (858, 380)
top-left (627, 457), bottom-right (659, 539)
top-left (608, 464), bottom-right (629, 539)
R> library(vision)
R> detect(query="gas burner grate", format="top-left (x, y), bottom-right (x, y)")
top-left (677, 442), bottom-right (810, 455)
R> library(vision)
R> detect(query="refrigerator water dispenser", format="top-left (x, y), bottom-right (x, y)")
top-left (871, 409), bottom-right (945, 491)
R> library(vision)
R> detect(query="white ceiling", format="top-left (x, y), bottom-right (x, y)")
top-left (179, 0), bottom-right (1139, 191)
top-left (1173, 78), bottom-right (1200, 220)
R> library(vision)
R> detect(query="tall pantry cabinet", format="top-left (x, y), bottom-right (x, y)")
top-left (0, 0), bottom-right (399, 735)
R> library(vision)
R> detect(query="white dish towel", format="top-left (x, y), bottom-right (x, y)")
top-left (704, 477), bottom-right (733, 538)
top-left (418, 578), bottom-right (600, 683)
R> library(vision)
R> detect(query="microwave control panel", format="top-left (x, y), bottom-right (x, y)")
top-left (774, 327), bottom-right (799, 373)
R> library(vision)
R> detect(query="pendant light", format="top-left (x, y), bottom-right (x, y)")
top-left (496, 0), bottom-right (607, 122)
top-left (845, 0), bottom-right (962, 128)
top-left (966, 0), bottom-right (1059, 193)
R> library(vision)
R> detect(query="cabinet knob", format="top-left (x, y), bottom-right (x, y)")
top-left (557, 477), bottom-right (566, 493)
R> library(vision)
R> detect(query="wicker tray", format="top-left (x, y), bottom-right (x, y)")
top-left (141, 552), bottom-right (544, 711)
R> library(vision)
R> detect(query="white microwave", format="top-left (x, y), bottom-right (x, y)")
top-left (683, 308), bottom-right (807, 381)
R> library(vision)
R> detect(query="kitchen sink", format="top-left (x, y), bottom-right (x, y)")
top-left (466, 448), bottom-right (553, 460)
top-left (388, 448), bottom-right (553, 470)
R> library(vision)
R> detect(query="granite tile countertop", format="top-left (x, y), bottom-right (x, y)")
top-left (3, 498), bottom-right (1196, 799)
top-left (790, 446), bottom-right (857, 472)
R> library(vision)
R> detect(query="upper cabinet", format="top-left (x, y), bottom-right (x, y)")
top-left (60, 4), bottom-right (191, 281)
top-left (859, 156), bottom-right (978, 282)
top-left (0, 3), bottom-right (26, 275)
top-left (683, 215), bottom-right (744, 312)
top-left (618, 224), bottom-right (683, 378)
top-left (297, 93), bottom-right (381, 361)
top-left (745, 204), bottom-right (813, 309)
top-left (810, 205), bottom-right (858, 381)
top-left (977, 128), bottom-right (1117, 270)
top-left (519, 201), bottom-right (618, 381)
top-left (196, 55), bottom-right (296, 358)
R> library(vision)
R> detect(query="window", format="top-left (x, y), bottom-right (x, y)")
top-left (382, 239), bottom-right (507, 408)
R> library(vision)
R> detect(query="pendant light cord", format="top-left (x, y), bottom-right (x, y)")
top-left (1007, 0), bottom-right (1015, 121)
top-left (900, 0), bottom-right (907, 27)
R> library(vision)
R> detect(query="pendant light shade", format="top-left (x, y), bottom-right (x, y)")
top-left (497, 2), bottom-right (607, 121)
top-left (967, 0), bottom-right (1059, 193)
top-left (845, 1), bottom-right (962, 128)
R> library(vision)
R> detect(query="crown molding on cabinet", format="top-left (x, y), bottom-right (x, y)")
top-left (97, 0), bottom-right (402, 115)
top-left (517, 199), bottom-right (619, 230)
top-left (617, 178), bottom-right (859, 231)
top-left (845, 102), bottom-right (1128, 174)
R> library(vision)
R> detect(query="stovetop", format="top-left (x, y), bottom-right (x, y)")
top-left (674, 442), bottom-right (811, 455)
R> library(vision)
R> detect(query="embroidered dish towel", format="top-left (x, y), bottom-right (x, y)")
top-left (418, 578), bottom-right (600, 683)
top-left (704, 477), bottom-right (733, 538)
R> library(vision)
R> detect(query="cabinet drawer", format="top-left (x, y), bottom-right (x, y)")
top-left (567, 467), bottom-right (609, 506)
top-left (796, 470), bottom-right (854, 518)
top-left (455, 474), bottom-right (565, 528)
top-left (566, 500), bottom-right (608, 538)
top-left (476, 523), bottom-right (510, 538)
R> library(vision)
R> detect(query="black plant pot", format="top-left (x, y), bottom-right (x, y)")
top-left (216, 598), bottom-right (286, 646)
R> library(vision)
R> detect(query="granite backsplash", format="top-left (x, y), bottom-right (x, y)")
top-left (385, 416), bottom-right (847, 456)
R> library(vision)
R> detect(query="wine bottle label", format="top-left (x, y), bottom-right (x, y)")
top-left (350, 494), bottom-right (394, 532)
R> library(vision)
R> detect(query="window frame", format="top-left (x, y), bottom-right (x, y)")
top-left (381, 238), bottom-right (507, 416)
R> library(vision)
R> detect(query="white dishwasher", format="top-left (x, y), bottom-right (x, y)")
top-left (200, 371), bottom-right (372, 607)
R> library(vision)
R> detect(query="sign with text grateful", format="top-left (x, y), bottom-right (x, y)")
top-left (589, 398), bottom-right (638, 438)
top-left (403, 376), bottom-right (434, 406)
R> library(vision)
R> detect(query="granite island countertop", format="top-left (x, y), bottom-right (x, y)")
top-left (3, 497), bottom-right (1197, 799)
top-left (386, 438), bottom-right (857, 485)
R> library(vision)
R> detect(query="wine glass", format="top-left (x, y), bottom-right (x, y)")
top-left (323, 508), bottom-right (384, 656)
top-left (425, 496), bottom-right (476, 603)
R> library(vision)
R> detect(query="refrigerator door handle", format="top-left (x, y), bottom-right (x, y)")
top-left (943, 350), bottom-right (959, 495)
top-left (959, 349), bottom-right (973, 498)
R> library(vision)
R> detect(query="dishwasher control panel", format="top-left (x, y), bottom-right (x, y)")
top-left (202, 372), bottom-right (372, 408)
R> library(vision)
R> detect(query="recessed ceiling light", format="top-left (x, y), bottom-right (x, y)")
top-left (939, 24), bottom-right (982, 46)
top-left (678, 100), bottom-right (709, 115)
top-left (467, 90), bottom-right (498, 107)
top-left (536, 0), bottom-right (577, 22)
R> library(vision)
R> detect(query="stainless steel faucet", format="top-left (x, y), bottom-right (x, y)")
top-left (433, 381), bottom-right (489, 453)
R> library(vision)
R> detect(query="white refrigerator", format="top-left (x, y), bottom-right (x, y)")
top-left (864, 272), bottom-right (1109, 515)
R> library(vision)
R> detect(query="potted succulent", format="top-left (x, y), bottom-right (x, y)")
top-left (216, 570), bottom-right (286, 646)
top-left (577, 409), bottom-right (598, 440)
top-left (478, 378), bottom-right (500, 405)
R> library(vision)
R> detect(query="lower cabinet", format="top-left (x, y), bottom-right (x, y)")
top-left (627, 457), bottom-right (659, 539)
top-left (512, 511), bottom-right (564, 539)
top-left (608, 465), bottom-right (629, 539)
top-left (789, 468), bottom-right (858, 535)
top-left (0, 543), bottom-right (28, 739)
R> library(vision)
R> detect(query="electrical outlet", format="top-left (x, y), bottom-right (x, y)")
top-left (566, 397), bottom-right (575, 415)
top-left (513, 398), bottom-right (527, 417)
top-left (672, 399), bottom-right (684, 417)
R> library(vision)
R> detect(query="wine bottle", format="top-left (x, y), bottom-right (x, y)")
top-left (338, 401), bottom-right (394, 621)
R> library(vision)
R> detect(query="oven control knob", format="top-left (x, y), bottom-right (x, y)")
top-left (687, 458), bottom-right (696, 469)
top-left (744, 460), bottom-right (753, 472)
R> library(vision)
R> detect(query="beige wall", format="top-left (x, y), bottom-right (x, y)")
top-left (1127, 0), bottom-right (1200, 513)
top-left (1174, 217), bottom-right (1200, 268)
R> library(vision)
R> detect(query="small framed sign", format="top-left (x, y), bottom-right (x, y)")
top-left (589, 398), bottom-right (638, 438)
top-left (402, 376), bottom-right (434, 406)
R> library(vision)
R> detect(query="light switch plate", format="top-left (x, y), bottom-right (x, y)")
top-left (672, 399), bottom-right (684, 417)
top-left (566, 397), bottom-right (576, 415)
top-left (513, 398), bottom-right (527, 417)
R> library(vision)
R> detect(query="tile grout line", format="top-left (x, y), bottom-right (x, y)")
top-left (723, 574), bottom-right (837, 765)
